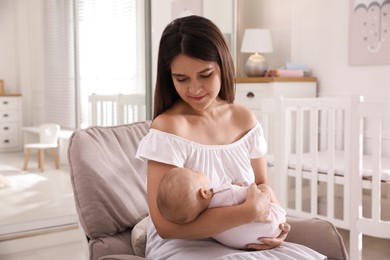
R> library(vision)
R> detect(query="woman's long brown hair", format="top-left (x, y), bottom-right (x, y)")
top-left (153, 15), bottom-right (235, 119)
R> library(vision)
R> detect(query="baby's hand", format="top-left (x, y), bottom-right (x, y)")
top-left (246, 223), bottom-right (291, 250)
top-left (245, 183), bottom-right (271, 223)
top-left (257, 183), bottom-right (278, 204)
top-left (257, 184), bottom-right (273, 196)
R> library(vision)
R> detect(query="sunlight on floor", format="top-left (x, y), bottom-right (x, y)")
top-left (2, 173), bottom-right (47, 189)
top-left (0, 164), bottom-right (21, 171)
top-left (0, 152), bottom-right (77, 236)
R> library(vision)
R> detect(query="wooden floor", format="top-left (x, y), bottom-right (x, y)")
top-left (1, 240), bottom-right (85, 260)
top-left (338, 228), bottom-right (390, 260)
top-left (0, 152), bottom-right (77, 236)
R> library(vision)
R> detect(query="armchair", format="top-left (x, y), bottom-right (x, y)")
top-left (68, 121), bottom-right (348, 260)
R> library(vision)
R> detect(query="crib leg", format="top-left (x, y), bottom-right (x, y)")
top-left (385, 184), bottom-right (390, 200)
top-left (349, 227), bottom-right (363, 260)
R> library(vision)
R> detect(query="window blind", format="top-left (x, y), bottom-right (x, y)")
top-left (44, 0), bottom-right (76, 129)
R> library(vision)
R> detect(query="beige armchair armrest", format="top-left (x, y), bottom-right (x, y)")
top-left (286, 217), bottom-right (348, 260)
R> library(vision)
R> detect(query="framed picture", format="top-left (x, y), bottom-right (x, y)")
top-left (348, 0), bottom-right (390, 66)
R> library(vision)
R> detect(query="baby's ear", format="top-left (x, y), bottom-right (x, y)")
top-left (199, 188), bottom-right (212, 199)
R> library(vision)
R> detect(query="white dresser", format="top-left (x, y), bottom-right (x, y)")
top-left (235, 77), bottom-right (317, 117)
top-left (235, 76), bottom-right (317, 127)
top-left (235, 77), bottom-right (317, 191)
top-left (0, 95), bottom-right (22, 152)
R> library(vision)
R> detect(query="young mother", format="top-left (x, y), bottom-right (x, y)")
top-left (136, 15), bottom-right (325, 259)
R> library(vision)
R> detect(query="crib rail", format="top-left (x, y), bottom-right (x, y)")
top-left (88, 93), bottom-right (146, 126)
top-left (349, 100), bottom-right (390, 260)
top-left (277, 97), bottom-right (353, 228)
top-left (272, 97), bottom-right (390, 260)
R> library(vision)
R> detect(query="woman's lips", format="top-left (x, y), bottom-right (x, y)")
top-left (189, 94), bottom-right (206, 101)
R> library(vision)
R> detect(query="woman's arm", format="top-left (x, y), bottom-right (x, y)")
top-left (251, 157), bottom-right (269, 185)
top-left (147, 160), bottom-right (269, 239)
top-left (248, 156), bottom-right (291, 250)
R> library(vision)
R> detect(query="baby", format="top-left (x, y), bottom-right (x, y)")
top-left (156, 167), bottom-right (286, 249)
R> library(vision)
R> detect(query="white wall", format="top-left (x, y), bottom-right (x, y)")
top-left (1, 0), bottom-right (389, 127)
top-left (0, 0), bottom-right (46, 126)
top-left (151, 0), bottom-right (390, 98)
top-left (291, 0), bottom-right (390, 97)
top-left (150, 0), bottom-right (174, 93)
top-left (237, 0), bottom-right (292, 76)
top-left (0, 0), bottom-right (19, 93)
top-left (150, 0), bottom-right (236, 93)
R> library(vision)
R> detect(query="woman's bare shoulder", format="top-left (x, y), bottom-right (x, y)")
top-left (151, 106), bottom-right (186, 134)
top-left (230, 103), bottom-right (258, 130)
top-left (151, 114), bottom-right (178, 133)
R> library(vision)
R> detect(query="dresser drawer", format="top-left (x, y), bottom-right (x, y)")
top-left (0, 110), bottom-right (19, 123)
top-left (0, 95), bottom-right (22, 152)
top-left (0, 122), bottom-right (18, 135)
top-left (235, 87), bottom-right (271, 109)
top-left (0, 98), bottom-right (18, 110)
top-left (0, 133), bottom-right (20, 149)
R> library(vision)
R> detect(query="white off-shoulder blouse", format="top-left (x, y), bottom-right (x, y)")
top-left (135, 121), bottom-right (325, 260)
top-left (136, 122), bottom-right (267, 189)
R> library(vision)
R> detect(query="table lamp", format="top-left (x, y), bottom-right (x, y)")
top-left (240, 29), bottom-right (273, 77)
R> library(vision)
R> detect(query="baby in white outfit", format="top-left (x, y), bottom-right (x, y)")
top-left (156, 167), bottom-right (286, 249)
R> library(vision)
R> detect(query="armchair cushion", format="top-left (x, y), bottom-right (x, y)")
top-left (91, 230), bottom-right (134, 259)
top-left (68, 122), bottom-right (151, 260)
top-left (98, 255), bottom-right (145, 260)
top-left (131, 217), bottom-right (148, 257)
top-left (286, 217), bottom-right (348, 260)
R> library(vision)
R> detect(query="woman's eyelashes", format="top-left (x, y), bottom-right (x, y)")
top-left (174, 73), bottom-right (212, 82)
top-left (200, 72), bottom-right (212, 79)
top-left (175, 77), bottom-right (187, 82)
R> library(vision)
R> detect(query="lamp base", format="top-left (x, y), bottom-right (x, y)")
top-left (244, 53), bottom-right (267, 77)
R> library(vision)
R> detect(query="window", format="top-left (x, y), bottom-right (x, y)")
top-left (44, 0), bottom-right (147, 129)
top-left (76, 0), bottom-right (146, 128)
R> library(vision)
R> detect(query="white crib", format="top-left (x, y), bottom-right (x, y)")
top-left (88, 93), bottom-right (146, 126)
top-left (261, 97), bottom-right (390, 260)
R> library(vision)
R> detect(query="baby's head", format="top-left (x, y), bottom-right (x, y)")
top-left (157, 167), bottom-right (211, 224)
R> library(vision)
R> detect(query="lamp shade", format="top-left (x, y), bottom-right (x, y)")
top-left (241, 29), bottom-right (273, 53)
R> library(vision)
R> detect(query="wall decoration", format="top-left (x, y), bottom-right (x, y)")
top-left (171, 0), bottom-right (202, 20)
top-left (349, 0), bottom-right (390, 65)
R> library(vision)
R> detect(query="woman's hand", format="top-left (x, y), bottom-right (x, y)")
top-left (246, 222), bottom-right (291, 250)
top-left (245, 183), bottom-right (271, 223)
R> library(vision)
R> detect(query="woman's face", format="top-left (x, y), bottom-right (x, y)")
top-left (170, 54), bottom-right (222, 111)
